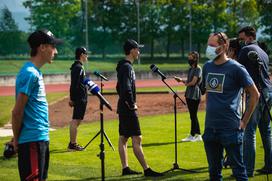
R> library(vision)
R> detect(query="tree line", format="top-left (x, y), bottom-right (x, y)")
top-left (0, 0), bottom-right (271, 59)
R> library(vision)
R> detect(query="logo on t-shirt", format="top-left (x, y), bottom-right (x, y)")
top-left (206, 73), bottom-right (225, 93)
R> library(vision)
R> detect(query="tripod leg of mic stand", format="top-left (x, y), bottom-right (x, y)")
top-left (103, 132), bottom-right (115, 151)
top-left (260, 92), bottom-right (272, 121)
top-left (164, 94), bottom-right (196, 174)
top-left (84, 131), bottom-right (101, 150)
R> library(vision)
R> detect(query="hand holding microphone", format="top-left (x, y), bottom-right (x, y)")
top-left (174, 76), bottom-right (185, 84)
top-left (83, 78), bottom-right (112, 111)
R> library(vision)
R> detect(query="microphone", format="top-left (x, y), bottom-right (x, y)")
top-left (93, 71), bottom-right (108, 81)
top-left (248, 51), bottom-right (262, 65)
top-left (83, 78), bottom-right (112, 111)
top-left (150, 64), bottom-right (167, 80)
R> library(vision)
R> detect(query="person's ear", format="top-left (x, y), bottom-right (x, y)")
top-left (39, 44), bottom-right (47, 52)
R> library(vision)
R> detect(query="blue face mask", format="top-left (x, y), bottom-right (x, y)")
top-left (206, 45), bottom-right (221, 60)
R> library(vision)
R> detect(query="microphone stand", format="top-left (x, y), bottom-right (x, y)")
top-left (256, 63), bottom-right (272, 121)
top-left (161, 78), bottom-right (195, 173)
top-left (83, 77), bottom-right (114, 181)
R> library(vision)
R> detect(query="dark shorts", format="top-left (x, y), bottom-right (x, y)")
top-left (18, 141), bottom-right (49, 181)
top-left (118, 111), bottom-right (141, 138)
top-left (72, 101), bottom-right (87, 120)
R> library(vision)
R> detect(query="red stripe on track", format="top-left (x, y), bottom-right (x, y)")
top-left (0, 79), bottom-right (179, 96)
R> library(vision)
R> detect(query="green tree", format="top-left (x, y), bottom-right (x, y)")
top-left (0, 6), bottom-right (27, 55)
top-left (258, 0), bottom-right (272, 42)
top-left (141, 1), bottom-right (164, 59)
top-left (0, 6), bottom-right (18, 31)
top-left (23, 0), bottom-right (81, 43)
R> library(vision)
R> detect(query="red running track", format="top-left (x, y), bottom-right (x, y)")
top-left (0, 79), bottom-right (180, 96)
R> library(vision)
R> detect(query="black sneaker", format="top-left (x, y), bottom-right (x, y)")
top-left (67, 142), bottom-right (84, 151)
top-left (122, 167), bottom-right (142, 176)
top-left (144, 168), bottom-right (164, 177)
top-left (256, 167), bottom-right (272, 174)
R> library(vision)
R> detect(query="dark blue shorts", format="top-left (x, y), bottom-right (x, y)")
top-left (18, 141), bottom-right (49, 181)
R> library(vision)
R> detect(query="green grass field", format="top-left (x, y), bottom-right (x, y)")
top-left (0, 60), bottom-right (195, 75)
top-left (0, 92), bottom-right (68, 127)
top-left (0, 87), bottom-right (186, 127)
top-left (0, 112), bottom-right (270, 180)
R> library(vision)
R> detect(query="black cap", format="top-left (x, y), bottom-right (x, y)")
top-left (27, 29), bottom-right (63, 49)
top-left (123, 39), bottom-right (144, 53)
top-left (75, 47), bottom-right (87, 60)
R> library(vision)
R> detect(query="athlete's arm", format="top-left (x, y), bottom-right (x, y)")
top-left (240, 84), bottom-right (259, 129)
top-left (12, 93), bottom-right (28, 151)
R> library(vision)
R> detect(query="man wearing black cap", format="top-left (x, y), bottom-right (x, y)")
top-left (68, 47), bottom-right (88, 151)
top-left (12, 29), bottom-right (62, 181)
top-left (116, 39), bottom-right (163, 177)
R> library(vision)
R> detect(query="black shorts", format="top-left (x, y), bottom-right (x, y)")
top-left (118, 111), bottom-right (141, 138)
top-left (73, 101), bottom-right (87, 120)
top-left (18, 141), bottom-right (49, 181)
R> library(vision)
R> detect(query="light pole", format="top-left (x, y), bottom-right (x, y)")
top-left (189, 2), bottom-right (192, 52)
top-left (85, 0), bottom-right (89, 71)
top-left (136, 0), bottom-right (141, 64)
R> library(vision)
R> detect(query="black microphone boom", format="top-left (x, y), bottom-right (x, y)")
top-left (94, 71), bottom-right (108, 81)
top-left (150, 64), bottom-right (167, 80)
top-left (96, 92), bottom-right (112, 111)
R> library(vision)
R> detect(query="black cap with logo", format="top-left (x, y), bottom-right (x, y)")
top-left (123, 39), bottom-right (144, 53)
top-left (75, 47), bottom-right (87, 60)
top-left (27, 29), bottom-right (63, 49)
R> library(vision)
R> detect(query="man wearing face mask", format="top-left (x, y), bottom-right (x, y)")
top-left (202, 32), bottom-right (259, 180)
top-left (174, 51), bottom-right (202, 142)
top-left (238, 26), bottom-right (272, 176)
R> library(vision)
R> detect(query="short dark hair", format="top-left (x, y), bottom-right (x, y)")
top-left (238, 26), bottom-right (256, 39)
top-left (30, 47), bottom-right (38, 57)
top-left (229, 38), bottom-right (241, 57)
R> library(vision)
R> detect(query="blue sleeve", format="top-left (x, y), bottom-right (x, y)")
top-left (17, 71), bottom-right (38, 97)
top-left (237, 47), bottom-right (248, 66)
top-left (236, 65), bottom-right (254, 88)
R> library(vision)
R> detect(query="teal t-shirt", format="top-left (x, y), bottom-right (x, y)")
top-left (16, 62), bottom-right (49, 144)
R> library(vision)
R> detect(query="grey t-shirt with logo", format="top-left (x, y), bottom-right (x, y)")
top-left (185, 65), bottom-right (202, 100)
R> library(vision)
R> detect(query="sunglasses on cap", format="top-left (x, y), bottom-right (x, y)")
top-left (213, 32), bottom-right (227, 44)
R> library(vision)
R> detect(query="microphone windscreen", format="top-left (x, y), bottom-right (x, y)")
top-left (248, 51), bottom-right (258, 61)
top-left (150, 64), bottom-right (158, 72)
top-left (83, 78), bottom-right (100, 94)
top-left (83, 78), bottom-right (91, 85)
top-left (93, 71), bottom-right (99, 76)
top-left (90, 86), bottom-right (100, 95)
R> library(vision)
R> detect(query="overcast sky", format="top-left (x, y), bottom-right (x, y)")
top-left (0, 0), bottom-right (30, 31)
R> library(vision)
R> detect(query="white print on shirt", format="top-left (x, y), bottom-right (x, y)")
top-left (206, 73), bottom-right (225, 93)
